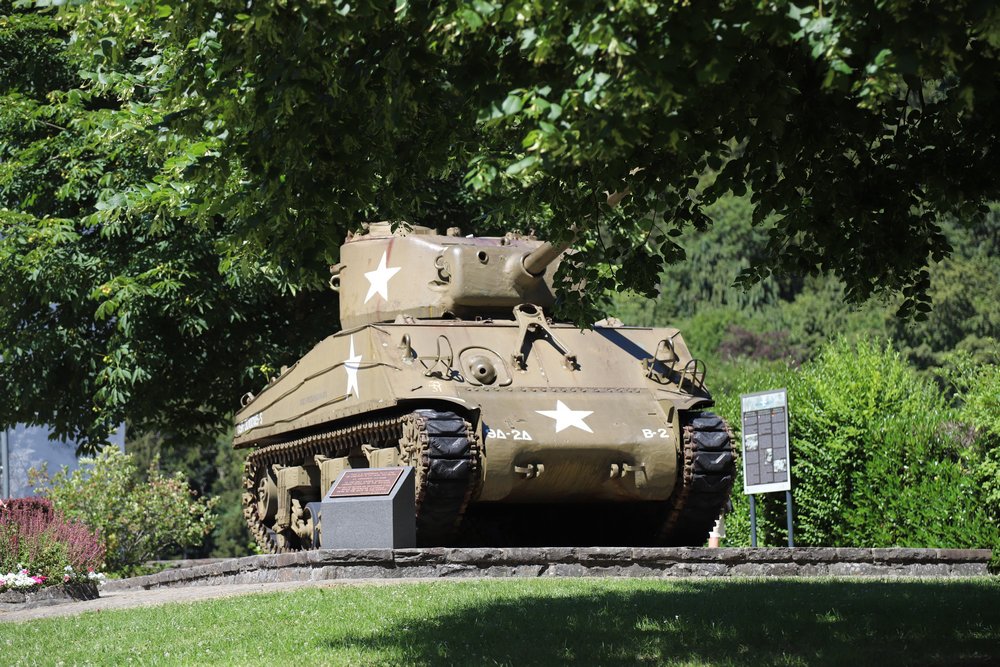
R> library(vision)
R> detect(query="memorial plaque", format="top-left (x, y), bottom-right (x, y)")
top-left (328, 468), bottom-right (404, 498)
top-left (741, 389), bottom-right (792, 494)
top-left (319, 467), bottom-right (416, 549)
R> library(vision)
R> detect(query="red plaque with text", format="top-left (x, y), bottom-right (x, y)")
top-left (328, 469), bottom-right (404, 498)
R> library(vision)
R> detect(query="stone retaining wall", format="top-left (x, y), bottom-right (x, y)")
top-left (104, 547), bottom-right (993, 591)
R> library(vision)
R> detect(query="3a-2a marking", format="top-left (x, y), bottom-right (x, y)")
top-left (486, 427), bottom-right (533, 441)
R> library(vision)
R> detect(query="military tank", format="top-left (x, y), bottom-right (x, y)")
top-left (234, 222), bottom-right (735, 552)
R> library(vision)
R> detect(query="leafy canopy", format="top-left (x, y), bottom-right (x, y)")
top-left (0, 2), bottom-right (338, 446)
top-left (2, 0), bottom-right (1000, 446)
top-left (141, 0), bottom-right (1000, 318)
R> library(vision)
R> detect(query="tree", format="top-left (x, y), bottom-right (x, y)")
top-left (3, 0), bottom-right (999, 447)
top-left (139, 0), bottom-right (999, 320)
top-left (129, 429), bottom-right (254, 557)
top-left (0, 2), bottom-right (338, 447)
top-left (892, 210), bottom-right (1000, 369)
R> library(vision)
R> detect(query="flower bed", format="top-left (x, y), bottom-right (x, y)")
top-left (0, 566), bottom-right (105, 591)
top-left (0, 498), bottom-right (105, 604)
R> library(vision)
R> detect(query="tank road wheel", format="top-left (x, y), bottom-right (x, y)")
top-left (243, 462), bottom-right (294, 554)
top-left (659, 412), bottom-right (736, 546)
top-left (243, 463), bottom-right (282, 554)
top-left (290, 498), bottom-right (320, 549)
top-left (256, 471), bottom-right (278, 522)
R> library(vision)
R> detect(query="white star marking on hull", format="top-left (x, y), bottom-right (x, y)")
top-left (536, 400), bottom-right (594, 433)
top-left (363, 250), bottom-right (402, 303)
top-left (344, 335), bottom-right (362, 398)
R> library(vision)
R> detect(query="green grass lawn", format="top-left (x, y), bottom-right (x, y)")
top-left (2, 578), bottom-right (998, 666)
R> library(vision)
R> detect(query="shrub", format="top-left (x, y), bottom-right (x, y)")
top-left (31, 447), bottom-right (217, 576)
top-left (0, 497), bottom-right (105, 590)
top-left (716, 338), bottom-right (1000, 549)
top-left (949, 352), bottom-right (1000, 538)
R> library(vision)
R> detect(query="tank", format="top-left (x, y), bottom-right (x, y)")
top-left (234, 222), bottom-right (735, 551)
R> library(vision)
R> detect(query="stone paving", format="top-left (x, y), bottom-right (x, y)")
top-left (0, 578), bottom-right (432, 623)
top-left (1, 547), bottom-right (992, 622)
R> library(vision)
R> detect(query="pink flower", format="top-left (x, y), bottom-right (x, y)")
top-left (20, 569), bottom-right (28, 575)
top-left (63, 574), bottom-right (71, 583)
top-left (32, 575), bottom-right (46, 584)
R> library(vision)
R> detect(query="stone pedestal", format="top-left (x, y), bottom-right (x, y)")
top-left (319, 467), bottom-right (416, 549)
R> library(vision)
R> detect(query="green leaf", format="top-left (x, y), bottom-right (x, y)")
top-left (505, 155), bottom-right (538, 175)
top-left (501, 94), bottom-right (523, 116)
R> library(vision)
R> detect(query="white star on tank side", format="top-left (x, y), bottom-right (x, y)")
top-left (344, 336), bottom-right (362, 398)
top-left (363, 250), bottom-right (402, 303)
top-left (535, 400), bottom-right (594, 433)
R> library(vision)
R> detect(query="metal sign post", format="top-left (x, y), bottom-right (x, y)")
top-left (1, 428), bottom-right (8, 499)
top-left (785, 490), bottom-right (795, 547)
top-left (741, 389), bottom-right (794, 547)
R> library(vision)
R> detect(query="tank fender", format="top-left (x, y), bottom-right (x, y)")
top-left (395, 397), bottom-right (484, 451)
top-left (655, 389), bottom-right (714, 412)
top-left (396, 395), bottom-right (480, 415)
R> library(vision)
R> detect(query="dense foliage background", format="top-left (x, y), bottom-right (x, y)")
top-left (1, 1), bottom-right (997, 555)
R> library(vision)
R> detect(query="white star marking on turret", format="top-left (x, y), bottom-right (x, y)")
top-left (363, 250), bottom-right (401, 303)
top-left (536, 400), bottom-right (594, 433)
top-left (344, 336), bottom-right (362, 398)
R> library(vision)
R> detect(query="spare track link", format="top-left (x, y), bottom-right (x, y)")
top-left (242, 408), bottom-right (479, 553)
top-left (659, 412), bottom-right (736, 546)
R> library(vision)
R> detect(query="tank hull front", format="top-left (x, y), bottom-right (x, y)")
top-left (470, 387), bottom-right (678, 502)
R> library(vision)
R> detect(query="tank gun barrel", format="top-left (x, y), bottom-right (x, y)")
top-left (522, 235), bottom-right (574, 276)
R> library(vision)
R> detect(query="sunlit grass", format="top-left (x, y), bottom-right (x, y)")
top-left (1, 577), bottom-right (998, 666)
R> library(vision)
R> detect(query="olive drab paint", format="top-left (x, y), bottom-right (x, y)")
top-left (234, 223), bottom-right (736, 551)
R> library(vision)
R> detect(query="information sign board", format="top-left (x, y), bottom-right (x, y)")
top-left (741, 389), bottom-right (791, 494)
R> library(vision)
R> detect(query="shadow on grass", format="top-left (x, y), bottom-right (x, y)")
top-left (324, 579), bottom-right (1000, 666)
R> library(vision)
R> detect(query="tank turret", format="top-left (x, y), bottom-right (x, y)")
top-left (330, 222), bottom-right (573, 329)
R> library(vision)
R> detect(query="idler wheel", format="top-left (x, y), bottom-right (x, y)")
top-left (256, 471), bottom-right (278, 522)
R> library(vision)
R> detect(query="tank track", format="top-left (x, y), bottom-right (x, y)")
top-left (659, 412), bottom-right (736, 546)
top-left (242, 408), bottom-right (479, 553)
top-left (404, 409), bottom-right (480, 546)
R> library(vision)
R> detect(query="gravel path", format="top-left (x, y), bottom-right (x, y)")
top-left (0, 578), bottom-right (439, 624)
